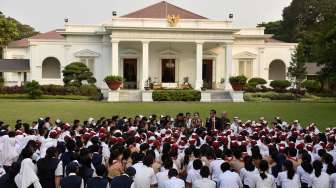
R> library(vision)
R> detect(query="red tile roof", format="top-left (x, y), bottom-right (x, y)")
top-left (122, 1), bottom-right (207, 19)
top-left (7, 29), bottom-right (65, 48)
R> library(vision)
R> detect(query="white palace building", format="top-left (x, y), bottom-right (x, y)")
top-left (1, 1), bottom-right (296, 102)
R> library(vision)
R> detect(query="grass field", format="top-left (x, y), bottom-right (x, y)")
top-left (0, 99), bottom-right (335, 129)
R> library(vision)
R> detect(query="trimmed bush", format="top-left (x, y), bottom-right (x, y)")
top-left (229, 75), bottom-right (247, 85)
top-left (0, 86), bottom-right (25, 94)
top-left (248, 77), bottom-right (267, 85)
top-left (302, 80), bottom-right (321, 93)
top-left (0, 77), bottom-right (4, 88)
top-left (153, 90), bottom-right (201, 101)
top-left (104, 75), bottom-right (123, 82)
top-left (25, 80), bottom-right (42, 99)
top-left (244, 92), bottom-right (296, 101)
top-left (270, 80), bottom-right (291, 91)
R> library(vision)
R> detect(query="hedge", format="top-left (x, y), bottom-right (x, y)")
top-left (153, 90), bottom-right (201, 101)
top-left (244, 92), bottom-right (296, 101)
top-left (270, 80), bottom-right (291, 91)
top-left (248, 77), bottom-right (267, 85)
top-left (302, 80), bottom-right (321, 93)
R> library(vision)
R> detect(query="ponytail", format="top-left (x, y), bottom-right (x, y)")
top-left (260, 171), bottom-right (267, 180)
top-left (284, 160), bottom-right (295, 180)
top-left (313, 160), bottom-right (323, 177)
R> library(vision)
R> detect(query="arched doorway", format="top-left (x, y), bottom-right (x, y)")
top-left (269, 59), bottom-right (286, 80)
top-left (42, 57), bottom-right (61, 79)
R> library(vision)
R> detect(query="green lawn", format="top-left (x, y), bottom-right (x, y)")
top-left (0, 99), bottom-right (335, 129)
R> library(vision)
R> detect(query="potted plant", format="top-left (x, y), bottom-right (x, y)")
top-left (144, 77), bottom-right (152, 90)
top-left (181, 77), bottom-right (192, 89)
top-left (104, 75), bottom-right (123, 90)
top-left (229, 75), bottom-right (247, 91)
top-left (201, 81), bottom-right (208, 91)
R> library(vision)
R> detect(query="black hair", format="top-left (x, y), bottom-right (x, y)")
top-left (220, 162), bottom-right (231, 172)
top-left (200, 166), bottom-right (210, 178)
top-left (284, 160), bottom-right (295, 179)
top-left (168, 168), bottom-right (178, 178)
top-left (301, 152), bottom-right (313, 174)
top-left (313, 160), bottom-right (323, 177)
top-left (323, 153), bottom-right (336, 174)
top-left (215, 149), bottom-right (223, 159)
top-left (95, 164), bottom-right (107, 177)
top-left (46, 146), bottom-right (57, 158)
top-left (193, 159), bottom-right (203, 170)
top-left (288, 148), bottom-right (297, 157)
top-left (163, 158), bottom-right (174, 169)
top-left (244, 156), bottom-right (255, 171)
top-left (143, 155), bottom-right (154, 167)
top-left (259, 160), bottom-right (269, 180)
top-left (66, 162), bottom-right (79, 176)
top-left (20, 147), bottom-right (33, 159)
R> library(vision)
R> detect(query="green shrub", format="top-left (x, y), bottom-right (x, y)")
top-left (248, 77), bottom-right (267, 85)
top-left (104, 75), bottom-right (123, 82)
top-left (244, 92), bottom-right (296, 101)
top-left (270, 80), bottom-right (291, 91)
top-left (229, 75), bottom-right (247, 85)
top-left (62, 62), bottom-right (96, 86)
top-left (24, 80), bottom-right (42, 99)
top-left (153, 90), bottom-right (201, 101)
top-left (0, 77), bottom-right (4, 88)
top-left (302, 80), bottom-right (321, 92)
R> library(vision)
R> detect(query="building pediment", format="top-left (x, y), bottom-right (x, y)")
top-left (233, 51), bottom-right (257, 59)
top-left (159, 49), bottom-right (180, 56)
top-left (74, 49), bottom-right (100, 58)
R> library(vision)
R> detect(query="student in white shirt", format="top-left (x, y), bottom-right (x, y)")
top-left (276, 160), bottom-right (300, 188)
top-left (330, 173), bottom-right (336, 188)
top-left (193, 166), bottom-right (216, 188)
top-left (163, 169), bottom-right (185, 188)
top-left (297, 152), bottom-right (313, 188)
top-left (209, 149), bottom-right (224, 183)
top-left (310, 160), bottom-right (330, 188)
top-left (132, 154), bottom-right (157, 188)
top-left (239, 156), bottom-right (259, 188)
top-left (218, 162), bottom-right (243, 188)
top-left (255, 160), bottom-right (276, 188)
top-left (186, 159), bottom-right (202, 188)
top-left (156, 159), bottom-right (173, 188)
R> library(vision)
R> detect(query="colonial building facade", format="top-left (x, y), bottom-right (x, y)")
top-left (1, 1), bottom-right (296, 101)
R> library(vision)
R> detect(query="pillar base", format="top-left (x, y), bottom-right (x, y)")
top-left (107, 91), bottom-right (119, 102)
top-left (142, 91), bottom-right (153, 102)
top-left (229, 91), bottom-right (244, 102)
top-left (200, 91), bottom-right (211, 102)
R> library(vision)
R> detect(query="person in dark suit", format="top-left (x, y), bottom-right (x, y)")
top-left (109, 167), bottom-right (136, 188)
top-left (86, 164), bottom-right (109, 188)
top-left (205, 109), bottom-right (222, 131)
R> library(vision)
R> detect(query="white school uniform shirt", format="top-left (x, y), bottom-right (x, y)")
top-left (218, 171), bottom-right (243, 188)
top-left (156, 170), bottom-right (169, 188)
top-left (296, 165), bottom-right (312, 186)
top-left (132, 162), bottom-right (157, 188)
top-left (330, 173), bottom-right (336, 188)
top-left (209, 158), bottom-right (224, 182)
top-left (239, 168), bottom-right (259, 188)
top-left (276, 171), bottom-right (300, 188)
top-left (310, 172), bottom-right (330, 188)
top-left (186, 168), bottom-right (202, 184)
top-left (163, 177), bottom-right (185, 188)
top-left (255, 173), bottom-right (277, 188)
top-left (193, 177), bottom-right (216, 188)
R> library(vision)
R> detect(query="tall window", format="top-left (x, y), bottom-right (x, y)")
top-left (80, 58), bottom-right (95, 73)
top-left (238, 59), bottom-right (253, 78)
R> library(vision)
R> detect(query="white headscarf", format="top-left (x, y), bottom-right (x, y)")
top-left (0, 135), bottom-right (19, 166)
top-left (15, 158), bottom-right (40, 188)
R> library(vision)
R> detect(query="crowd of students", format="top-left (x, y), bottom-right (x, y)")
top-left (0, 110), bottom-right (336, 188)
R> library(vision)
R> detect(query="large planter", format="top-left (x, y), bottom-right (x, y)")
top-left (231, 83), bottom-right (244, 91)
top-left (106, 81), bottom-right (122, 90)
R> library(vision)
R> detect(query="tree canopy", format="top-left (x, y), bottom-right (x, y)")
top-left (62, 62), bottom-right (96, 87)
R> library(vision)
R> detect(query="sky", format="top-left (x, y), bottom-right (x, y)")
top-left (0, 0), bottom-right (292, 32)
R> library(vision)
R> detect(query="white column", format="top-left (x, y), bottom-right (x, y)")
top-left (224, 44), bottom-right (233, 90)
top-left (111, 40), bottom-right (119, 75)
top-left (140, 41), bottom-right (149, 90)
top-left (17, 72), bottom-right (22, 86)
top-left (195, 42), bottom-right (203, 90)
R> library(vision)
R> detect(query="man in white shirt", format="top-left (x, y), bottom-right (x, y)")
top-left (156, 159), bottom-right (173, 188)
top-left (186, 159), bottom-right (202, 188)
top-left (132, 154), bottom-right (157, 188)
top-left (209, 150), bottom-right (224, 183)
top-left (163, 169), bottom-right (185, 188)
top-left (218, 162), bottom-right (243, 188)
top-left (193, 166), bottom-right (216, 188)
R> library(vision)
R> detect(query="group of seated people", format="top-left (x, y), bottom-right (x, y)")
top-left (0, 109), bottom-right (336, 188)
